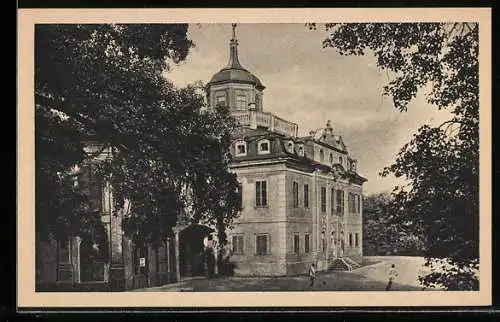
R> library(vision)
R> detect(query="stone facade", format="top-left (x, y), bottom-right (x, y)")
top-left (35, 145), bottom-right (177, 291)
top-left (35, 24), bottom-right (368, 290)
top-left (208, 25), bottom-right (368, 276)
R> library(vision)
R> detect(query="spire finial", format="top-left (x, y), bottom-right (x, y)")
top-left (227, 23), bottom-right (242, 69)
top-left (232, 23), bottom-right (237, 39)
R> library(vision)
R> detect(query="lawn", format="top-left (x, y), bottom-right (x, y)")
top-left (135, 256), bottom-right (436, 292)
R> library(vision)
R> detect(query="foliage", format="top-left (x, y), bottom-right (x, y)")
top-left (362, 192), bottom-right (425, 256)
top-left (36, 24), bottom-right (241, 249)
top-left (310, 22), bottom-right (479, 290)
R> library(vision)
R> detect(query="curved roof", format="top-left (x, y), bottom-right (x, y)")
top-left (209, 67), bottom-right (265, 89)
top-left (207, 25), bottom-right (265, 90)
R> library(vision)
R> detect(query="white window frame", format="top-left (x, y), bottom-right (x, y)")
top-left (235, 140), bottom-right (247, 157)
top-left (255, 233), bottom-right (270, 255)
top-left (297, 144), bottom-right (304, 156)
top-left (258, 139), bottom-right (271, 155)
top-left (255, 180), bottom-right (268, 207)
top-left (292, 181), bottom-right (299, 208)
top-left (216, 95), bottom-right (226, 106)
top-left (304, 233), bottom-right (310, 253)
top-left (293, 233), bottom-right (300, 254)
top-left (236, 94), bottom-right (247, 109)
top-left (232, 234), bottom-right (244, 254)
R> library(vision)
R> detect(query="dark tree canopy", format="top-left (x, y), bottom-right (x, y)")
top-left (310, 22), bottom-right (479, 290)
top-left (36, 24), bottom-right (241, 248)
top-left (362, 193), bottom-right (425, 257)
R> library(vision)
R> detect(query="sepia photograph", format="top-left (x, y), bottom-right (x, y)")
top-left (18, 8), bottom-right (491, 308)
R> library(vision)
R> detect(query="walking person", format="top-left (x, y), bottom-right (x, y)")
top-left (385, 264), bottom-right (399, 291)
top-left (309, 263), bottom-right (316, 287)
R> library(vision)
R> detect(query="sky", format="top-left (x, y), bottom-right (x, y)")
top-left (166, 23), bottom-right (450, 195)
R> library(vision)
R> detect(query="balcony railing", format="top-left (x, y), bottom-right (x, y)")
top-left (230, 110), bottom-right (298, 137)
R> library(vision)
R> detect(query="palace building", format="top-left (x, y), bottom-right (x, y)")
top-left (35, 24), bottom-right (367, 291)
top-left (207, 24), bottom-right (367, 275)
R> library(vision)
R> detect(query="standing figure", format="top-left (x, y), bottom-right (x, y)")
top-left (385, 264), bottom-right (399, 291)
top-left (309, 263), bottom-right (316, 287)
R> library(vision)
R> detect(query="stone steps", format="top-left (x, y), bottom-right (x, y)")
top-left (328, 257), bottom-right (360, 272)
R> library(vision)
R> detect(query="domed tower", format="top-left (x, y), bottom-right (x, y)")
top-left (207, 24), bottom-right (265, 111)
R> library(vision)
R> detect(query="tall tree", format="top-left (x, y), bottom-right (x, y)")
top-left (36, 24), bottom-right (241, 249)
top-left (363, 192), bottom-right (425, 256)
top-left (309, 23), bottom-right (479, 290)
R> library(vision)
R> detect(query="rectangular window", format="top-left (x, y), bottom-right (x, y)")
top-left (304, 233), bottom-right (310, 253)
top-left (255, 181), bottom-right (268, 207)
top-left (232, 235), bottom-right (244, 254)
top-left (320, 187), bottom-right (326, 213)
top-left (258, 141), bottom-right (270, 153)
top-left (216, 95), bottom-right (226, 107)
top-left (336, 190), bottom-right (345, 214)
top-left (355, 233), bottom-right (359, 247)
top-left (236, 94), bottom-right (247, 109)
top-left (304, 184), bottom-right (309, 208)
top-left (256, 234), bottom-right (269, 255)
top-left (293, 182), bottom-right (299, 208)
top-left (354, 194), bottom-right (358, 213)
top-left (293, 234), bottom-right (300, 254)
top-left (349, 233), bottom-right (353, 247)
top-left (348, 193), bottom-right (353, 213)
top-left (330, 188), bottom-right (335, 215)
top-left (236, 143), bottom-right (246, 156)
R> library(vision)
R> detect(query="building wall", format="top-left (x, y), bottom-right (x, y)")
top-left (229, 163), bottom-right (287, 275)
top-left (284, 170), bottom-right (313, 274)
top-left (344, 184), bottom-right (363, 262)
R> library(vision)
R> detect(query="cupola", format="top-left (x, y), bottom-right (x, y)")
top-left (207, 24), bottom-right (265, 111)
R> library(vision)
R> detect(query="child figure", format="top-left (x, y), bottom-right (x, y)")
top-left (309, 263), bottom-right (316, 287)
top-left (385, 264), bottom-right (399, 291)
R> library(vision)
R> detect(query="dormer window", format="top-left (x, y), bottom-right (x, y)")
top-left (235, 141), bottom-right (247, 157)
top-left (258, 139), bottom-right (270, 154)
top-left (319, 149), bottom-right (324, 162)
top-left (287, 141), bottom-right (294, 153)
top-left (297, 144), bottom-right (304, 157)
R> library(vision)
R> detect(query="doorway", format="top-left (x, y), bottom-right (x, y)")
top-left (179, 224), bottom-right (213, 277)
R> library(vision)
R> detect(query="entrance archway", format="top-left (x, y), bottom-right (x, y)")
top-left (178, 224), bottom-right (214, 277)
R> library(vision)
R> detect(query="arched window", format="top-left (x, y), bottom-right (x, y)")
top-left (287, 141), bottom-right (294, 153)
top-left (258, 139), bottom-right (271, 154)
top-left (329, 153), bottom-right (333, 164)
top-left (319, 149), bottom-right (324, 162)
top-left (338, 156), bottom-right (343, 166)
top-left (235, 140), bottom-right (247, 157)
